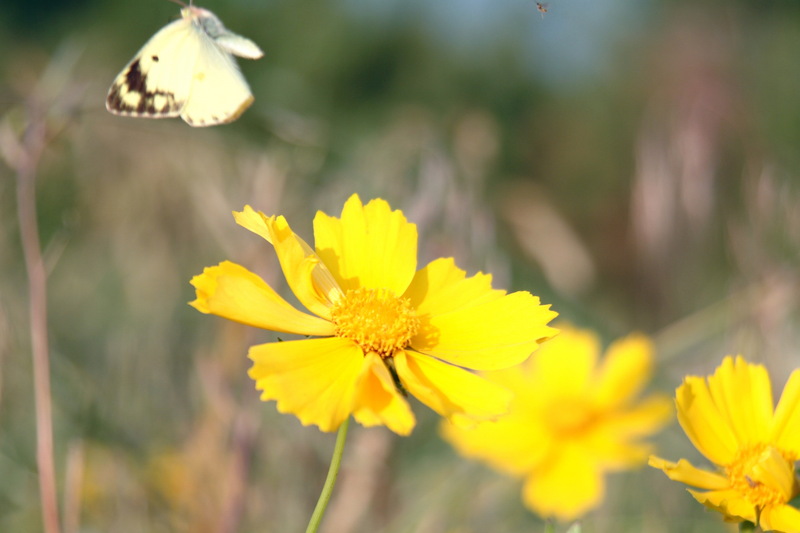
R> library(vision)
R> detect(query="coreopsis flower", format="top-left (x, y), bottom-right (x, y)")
top-left (441, 326), bottom-right (673, 521)
top-left (650, 356), bottom-right (800, 532)
top-left (190, 195), bottom-right (557, 436)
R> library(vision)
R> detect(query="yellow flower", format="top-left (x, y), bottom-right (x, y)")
top-left (190, 195), bottom-right (557, 435)
top-left (441, 325), bottom-right (672, 521)
top-left (442, 327), bottom-right (672, 521)
top-left (650, 356), bottom-right (800, 532)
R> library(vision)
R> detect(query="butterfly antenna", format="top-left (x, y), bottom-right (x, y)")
top-left (166, 0), bottom-right (187, 8)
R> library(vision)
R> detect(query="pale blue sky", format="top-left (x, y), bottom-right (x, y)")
top-left (339, 0), bottom-right (654, 89)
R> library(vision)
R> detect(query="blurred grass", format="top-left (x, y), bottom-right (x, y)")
top-left (1, 0), bottom-right (800, 531)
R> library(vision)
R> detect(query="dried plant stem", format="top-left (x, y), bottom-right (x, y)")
top-left (14, 107), bottom-right (62, 533)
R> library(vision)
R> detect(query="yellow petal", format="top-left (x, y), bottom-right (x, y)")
top-left (750, 446), bottom-right (796, 502)
top-left (592, 333), bottom-right (654, 410)
top-left (235, 207), bottom-right (341, 319)
top-left (247, 338), bottom-right (363, 432)
top-left (648, 456), bottom-right (730, 490)
top-left (707, 356), bottom-right (773, 447)
top-left (522, 444), bottom-right (604, 521)
top-left (583, 396), bottom-right (673, 469)
top-left (313, 195), bottom-right (418, 294)
top-left (351, 353), bottom-right (416, 436)
top-left (771, 369), bottom-right (800, 457)
top-left (760, 503), bottom-right (800, 533)
top-left (687, 488), bottom-right (757, 523)
top-left (440, 414), bottom-right (551, 476)
top-left (676, 374), bottom-right (739, 465)
top-left (407, 260), bottom-right (557, 370)
top-left (405, 258), bottom-right (503, 316)
top-left (601, 394), bottom-right (674, 439)
top-left (395, 350), bottom-right (513, 422)
top-left (190, 261), bottom-right (334, 336)
top-left (528, 326), bottom-right (598, 398)
top-left (233, 205), bottom-right (275, 243)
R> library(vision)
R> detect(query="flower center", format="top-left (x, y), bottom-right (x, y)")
top-left (543, 397), bottom-right (598, 438)
top-left (725, 443), bottom-right (798, 508)
top-left (330, 287), bottom-right (420, 358)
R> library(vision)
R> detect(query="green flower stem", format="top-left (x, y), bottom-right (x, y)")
top-left (543, 520), bottom-right (555, 533)
top-left (305, 417), bottom-right (351, 533)
top-left (739, 521), bottom-right (757, 533)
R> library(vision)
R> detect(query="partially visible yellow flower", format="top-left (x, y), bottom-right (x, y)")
top-left (190, 195), bottom-right (558, 435)
top-left (650, 356), bottom-right (800, 532)
top-left (442, 326), bottom-right (672, 521)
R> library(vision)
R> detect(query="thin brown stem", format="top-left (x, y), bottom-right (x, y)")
top-left (13, 104), bottom-right (62, 533)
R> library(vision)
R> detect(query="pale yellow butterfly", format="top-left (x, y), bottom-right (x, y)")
top-left (106, 3), bottom-right (263, 127)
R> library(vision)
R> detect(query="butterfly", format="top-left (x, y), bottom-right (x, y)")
top-left (106, 3), bottom-right (263, 127)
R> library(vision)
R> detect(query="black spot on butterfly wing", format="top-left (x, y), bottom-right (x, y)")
top-left (124, 59), bottom-right (147, 93)
top-left (107, 57), bottom-right (181, 115)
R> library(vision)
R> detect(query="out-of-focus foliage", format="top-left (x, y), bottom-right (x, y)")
top-left (1, 0), bottom-right (799, 531)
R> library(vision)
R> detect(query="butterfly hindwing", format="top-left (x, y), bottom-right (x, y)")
top-left (106, 6), bottom-right (263, 127)
top-left (180, 30), bottom-right (254, 126)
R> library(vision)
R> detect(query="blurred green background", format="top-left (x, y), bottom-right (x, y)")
top-left (1, 0), bottom-right (800, 531)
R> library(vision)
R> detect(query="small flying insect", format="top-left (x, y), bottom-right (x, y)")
top-left (536, 2), bottom-right (549, 18)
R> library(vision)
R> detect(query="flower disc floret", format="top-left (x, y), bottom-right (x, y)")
top-left (726, 444), bottom-right (796, 508)
top-left (330, 287), bottom-right (420, 358)
top-left (544, 399), bottom-right (598, 438)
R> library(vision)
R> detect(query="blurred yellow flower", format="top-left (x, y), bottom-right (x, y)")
top-left (650, 356), bottom-right (800, 532)
top-left (190, 195), bottom-right (557, 435)
top-left (441, 326), bottom-right (672, 521)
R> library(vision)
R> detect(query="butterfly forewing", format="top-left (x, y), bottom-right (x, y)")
top-left (106, 18), bottom-right (198, 118)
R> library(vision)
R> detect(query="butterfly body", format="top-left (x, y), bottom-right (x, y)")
top-left (106, 6), bottom-right (263, 127)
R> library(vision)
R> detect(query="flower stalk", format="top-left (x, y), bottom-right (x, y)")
top-left (305, 417), bottom-right (351, 533)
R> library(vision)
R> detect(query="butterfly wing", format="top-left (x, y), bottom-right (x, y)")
top-left (107, 6), bottom-right (261, 127)
top-left (189, 6), bottom-right (264, 60)
top-left (213, 33), bottom-right (263, 60)
top-left (179, 33), bottom-right (255, 127)
top-left (106, 18), bottom-right (199, 119)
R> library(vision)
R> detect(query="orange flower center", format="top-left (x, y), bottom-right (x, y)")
top-left (330, 287), bottom-right (420, 358)
top-left (725, 443), bottom-right (798, 509)
top-left (545, 397), bottom-right (598, 438)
